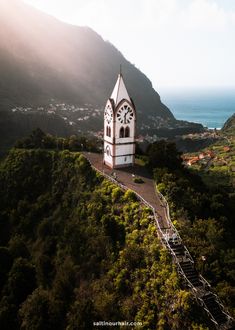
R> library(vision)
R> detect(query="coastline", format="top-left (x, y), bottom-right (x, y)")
top-left (159, 88), bottom-right (235, 130)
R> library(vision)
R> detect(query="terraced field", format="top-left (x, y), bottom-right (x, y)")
top-left (184, 134), bottom-right (235, 189)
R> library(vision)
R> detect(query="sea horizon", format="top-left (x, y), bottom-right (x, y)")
top-left (159, 87), bottom-right (235, 129)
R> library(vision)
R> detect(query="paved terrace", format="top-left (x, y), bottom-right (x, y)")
top-left (83, 152), bottom-right (170, 230)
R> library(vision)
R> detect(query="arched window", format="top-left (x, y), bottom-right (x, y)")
top-left (106, 145), bottom-right (110, 156)
top-left (119, 127), bottom-right (124, 138)
top-left (125, 126), bottom-right (130, 137)
top-left (106, 126), bottom-right (111, 137)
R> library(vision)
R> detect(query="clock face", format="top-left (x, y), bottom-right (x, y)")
top-left (104, 105), bottom-right (113, 124)
top-left (117, 104), bottom-right (134, 124)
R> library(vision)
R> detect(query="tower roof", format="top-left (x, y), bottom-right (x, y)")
top-left (110, 74), bottom-right (131, 106)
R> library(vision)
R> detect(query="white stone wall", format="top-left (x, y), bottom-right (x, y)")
top-left (115, 155), bottom-right (134, 166)
top-left (115, 144), bottom-right (134, 156)
top-left (103, 99), bottom-right (114, 167)
top-left (104, 141), bottom-right (114, 167)
top-left (104, 131), bottom-right (113, 144)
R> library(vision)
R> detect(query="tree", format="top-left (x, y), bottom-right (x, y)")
top-left (147, 140), bottom-right (182, 169)
top-left (19, 288), bottom-right (52, 330)
top-left (0, 247), bottom-right (12, 291)
top-left (15, 128), bottom-right (46, 149)
top-left (67, 298), bottom-right (98, 330)
top-left (4, 258), bottom-right (36, 305)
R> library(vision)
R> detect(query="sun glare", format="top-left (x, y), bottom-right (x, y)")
top-left (23, 0), bottom-right (92, 27)
top-left (22, 0), bottom-right (235, 88)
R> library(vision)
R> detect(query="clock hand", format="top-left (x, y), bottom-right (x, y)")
top-left (123, 109), bottom-right (130, 124)
top-left (124, 112), bottom-right (128, 124)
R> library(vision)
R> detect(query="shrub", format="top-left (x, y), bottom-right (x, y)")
top-left (123, 189), bottom-right (137, 202)
top-left (133, 177), bottom-right (144, 184)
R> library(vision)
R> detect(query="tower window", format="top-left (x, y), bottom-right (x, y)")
top-left (119, 127), bottom-right (124, 138)
top-left (106, 126), bottom-right (111, 137)
top-left (125, 126), bottom-right (130, 137)
top-left (106, 145), bottom-right (110, 156)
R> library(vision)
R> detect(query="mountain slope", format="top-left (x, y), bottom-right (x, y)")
top-left (222, 113), bottom-right (235, 135)
top-left (0, 0), bottom-right (172, 120)
top-left (0, 0), bottom-right (204, 153)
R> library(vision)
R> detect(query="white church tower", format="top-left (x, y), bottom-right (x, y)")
top-left (103, 73), bottom-right (136, 168)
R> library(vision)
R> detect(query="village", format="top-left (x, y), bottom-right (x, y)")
top-left (183, 137), bottom-right (235, 187)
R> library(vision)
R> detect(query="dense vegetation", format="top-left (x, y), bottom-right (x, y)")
top-left (147, 141), bottom-right (235, 317)
top-left (0, 145), bottom-right (210, 329)
top-left (0, 112), bottom-right (73, 156)
top-left (14, 128), bottom-right (101, 153)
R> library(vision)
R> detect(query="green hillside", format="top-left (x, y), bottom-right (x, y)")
top-left (148, 138), bottom-right (235, 320)
top-left (0, 147), bottom-right (209, 329)
top-left (183, 119), bottom-right (235, 189)
top-left (222, 113), bottom-right (235, 136)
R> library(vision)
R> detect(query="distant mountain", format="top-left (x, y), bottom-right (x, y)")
top-left (0, 0), bottom-right (171, 116)
top-left (0, 0), bottom-right (203, 150)
top-left (222, 113), bottom-right (235, 135)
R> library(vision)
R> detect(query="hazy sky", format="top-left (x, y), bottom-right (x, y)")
top-left (24, 0), bottom-right (235, 91)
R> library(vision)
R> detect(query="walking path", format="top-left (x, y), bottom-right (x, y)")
top-left (83, 152), bottom-right (234, 330)
top-left (83, 152), bottom-right (170, 231)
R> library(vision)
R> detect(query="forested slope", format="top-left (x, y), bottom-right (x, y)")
top-left (0, 147), bottom-right (210, 329)
top-left (147, 141), bottom-right (235, 319)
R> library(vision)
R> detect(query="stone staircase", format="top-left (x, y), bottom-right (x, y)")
top-left (201, 293), bottom-right (228, 327)
top-left (179, 260), bottom-right (202, 288)
top-left (165, 235), bottom-right (234, 329)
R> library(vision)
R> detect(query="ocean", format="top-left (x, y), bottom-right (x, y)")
top-left (159, 88), bottom-right (235, 129)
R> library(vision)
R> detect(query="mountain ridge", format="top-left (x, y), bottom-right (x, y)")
top-left (0, 0), bottom-right (172, 118)
top-left (0, 0), bottom-right (203, 152)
